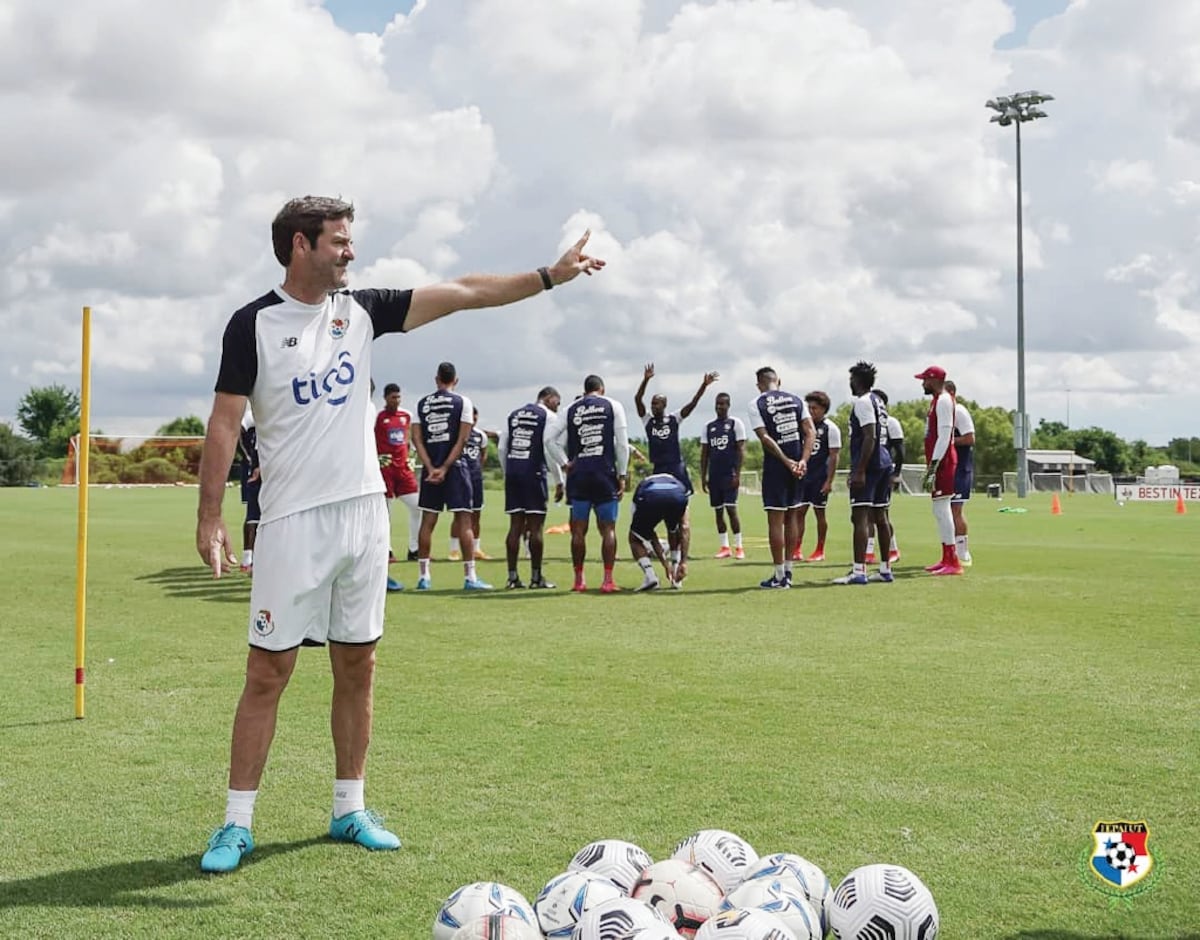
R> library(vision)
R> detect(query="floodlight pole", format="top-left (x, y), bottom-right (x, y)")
top-left (1014, 116), bottom-right (1028, 498)
top-left (987, 90), bottom-right (1052, 497)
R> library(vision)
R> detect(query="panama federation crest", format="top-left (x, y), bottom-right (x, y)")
top-left (329, 316), bottom-right (349, 338)
top-left (1080, 820), bottom-right (1158, 906)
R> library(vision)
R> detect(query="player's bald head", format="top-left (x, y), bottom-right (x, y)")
top-left (584, 374), bottom-right (604, 394)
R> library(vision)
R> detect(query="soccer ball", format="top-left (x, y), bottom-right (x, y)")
top-left (740, 853), bottom-right (830, 934)
top-left (536, 870), bottom-right (625, 937)
top-left (569, 838), bottom-right (655, 894)
top-left (722, 879), bottom-right (820, 940)
top-left (828, 864), bottom-right (939, 940)
top-left (1106, 842), bottom-right (1137, 871)
top-left (694, 907), bottom-right (798, 939)
top-left (434, 882), bottom-right (538, 940)
top-left (672, 829), bottom-right (760, 893)
top-left (625, 927), bottom-right (685, 940)
top-left (451, 914), bottom-right (543, 940)
top-left (632, 859), bottom-right (726, 937)
top-left (571, 896), bottom-right (674, 939)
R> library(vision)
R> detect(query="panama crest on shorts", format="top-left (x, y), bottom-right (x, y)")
top-left (253, 609), bottom-right (274, 638)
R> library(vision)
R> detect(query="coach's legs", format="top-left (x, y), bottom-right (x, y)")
top-left (329, 640), bottom-right (376, 781)
top-left (229, 646), bottom-right (300, 791)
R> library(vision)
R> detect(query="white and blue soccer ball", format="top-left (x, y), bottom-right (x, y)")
top-left (694, 907), bottom-right (798, 940)
top-left (434, 882), bottom-right (537, 940)
top-left (568, 838), bottom-right (655, 895)
top-left (450, 914), bottom-right (543, 940)
top-left (722, 878), bottom-right (820, 940)
top-left (631, 858), bottom-right (726, 936)
top-left (571, 895), bottom-right (675, 939)
top-left (626, 927), bottom-right (685, 940)
top-left (828, 864), bottom-right (939, 940)
top-left (741, 853), bottom-right (830, 934)
top-left (672, 829), bottom-right (760, 893)
top-left (535, 870), bottom-right (625, 937)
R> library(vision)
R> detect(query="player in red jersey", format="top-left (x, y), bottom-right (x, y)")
top-left (915, 365), bottom-right (961, 575)
top-left (375, 383), bottom-right (421, 564)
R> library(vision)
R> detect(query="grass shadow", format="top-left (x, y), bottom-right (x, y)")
top-left (0, 837), bottom-right (325, 910)
top-left (136, 567), bottom-right (250, 605)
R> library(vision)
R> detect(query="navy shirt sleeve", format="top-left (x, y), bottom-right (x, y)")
top-left (214, 306), bottom-right (258, 396)
top-left (353, 289), bottom-right (413, 337)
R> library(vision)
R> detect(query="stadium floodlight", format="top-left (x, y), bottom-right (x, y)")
top-left (987, 88), bottom-right (1052, 498)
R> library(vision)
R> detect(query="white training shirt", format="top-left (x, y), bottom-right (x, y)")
top-left (954, 402), bottom-right (976, 438)
top-left (822, 417), bottom-right (843, 450)
top-left (214, 286), bottom-right (411, 524)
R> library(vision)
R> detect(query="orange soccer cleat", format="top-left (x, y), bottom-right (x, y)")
top-left (714, 546), bottom-right (732, 559)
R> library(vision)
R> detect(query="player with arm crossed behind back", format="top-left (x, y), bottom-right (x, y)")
top-left (795, 390), bottom-right (841, 563)
top-left (748, 366), bottom-right (815, 589)
top-left (700, 392), bottom-right (747, 559)
top-left (498, 386), bottom-right (564, 589)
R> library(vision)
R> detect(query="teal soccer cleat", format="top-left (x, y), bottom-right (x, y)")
top-left (200, 823), bottom-right (254, 873)
top-left (329, 809), bottom-right (401, 851)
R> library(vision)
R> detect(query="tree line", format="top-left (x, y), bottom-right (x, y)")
top-left (2, 382), bottom-right (1198, 486)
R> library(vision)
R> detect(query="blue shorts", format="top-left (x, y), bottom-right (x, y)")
top-left (241, 479), bottom-right (261, 524)
top-left (470, 473), bottom-right (485, 511)
top-left (799, 473), bottom-right (830, 509)
top-left (953, 466), bottom-right (974, 502)
top-left (571, 499), bottom-right (619, 524)
top-left (761, 459), bottom-right (802, 511)
top-left (708, 482), bottom-right (739, 508)
top-left (505, 473), bottom-right (548, 514)
top-left (849, 468), bottom-right (892, 509)
top-left (630, 495), bottom-right (687, 541)
top-left (419, 462), bottom-right (473, 513)
top-left (654, 462), bottom-right (693, 496)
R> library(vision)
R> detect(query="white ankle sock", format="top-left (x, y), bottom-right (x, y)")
top-left (225, 788), bottom-right (257, 829)
top-left (333, 778), bottom-right (365, 819)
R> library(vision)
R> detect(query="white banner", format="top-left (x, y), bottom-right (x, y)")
top-left (1115, 484), bottom-right (1200, 502)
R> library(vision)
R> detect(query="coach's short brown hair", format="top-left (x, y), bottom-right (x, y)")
top-left (271, 196), bottom-right (355, 267)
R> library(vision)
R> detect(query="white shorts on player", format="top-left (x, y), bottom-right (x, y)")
top-left (247, 494), bottom-right (389, 651)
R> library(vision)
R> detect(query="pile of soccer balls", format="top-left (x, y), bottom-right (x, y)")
top-left (432, 829), bottom-right (938, 939)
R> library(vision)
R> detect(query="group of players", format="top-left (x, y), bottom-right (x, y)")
top-left (365, 357), bottom-right (978, 593)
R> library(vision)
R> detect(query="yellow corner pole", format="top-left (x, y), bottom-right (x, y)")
top-left (74, 306), bottom-right (92, 719)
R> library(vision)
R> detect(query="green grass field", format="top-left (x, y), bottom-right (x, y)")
top-left (0, 486), bottom-right (1196, 939)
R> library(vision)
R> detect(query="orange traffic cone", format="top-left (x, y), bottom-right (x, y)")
top-left (1176, 493), bottom-right (1187, 515)
top-left (1050, 492), bottom-right (1062, 515)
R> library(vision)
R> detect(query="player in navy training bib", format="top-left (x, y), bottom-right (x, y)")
top-left (837, 361), bottom-right (894, 586)
top-left (633, 362), bottom-right (719, 494)
top-left (628, 473), bottom-right (692, 591)
top-left (796, 390), bottom-right (842, 563)
top-left (700, 392), bottom-right (747, 559)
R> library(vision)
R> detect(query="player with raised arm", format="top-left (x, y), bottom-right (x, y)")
top-left (916, 365), bottom-right (962, 575)
top-left (944, 380), bottom-right (975, 567)
top-left (374, 383), bottom-right (420, 567)
top-left (748, 366), bottom-right (815, 589)
top-left (795, 390), bottom-right (841, 563)
top-left (628, 472), bottom-right (692, 591)
top-left (634, 362), bottom-right (719, 492)
top-left (195, 196), bottom-right (603, 873)
top-left (699, 392), bottom-right (747, 559)
top-left (872, 388), bottom-right (905, 563)
top-left (834, 362), bottom-right (894, 585)
top-left (549, 374), bottom-right (630, 593)
top-left (499, 386), bottom-right (564, 589)
top-left (411, 363), bottom-right (489, 591)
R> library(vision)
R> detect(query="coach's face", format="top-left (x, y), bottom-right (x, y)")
top-left (304, 217), bottom-right (354, 291)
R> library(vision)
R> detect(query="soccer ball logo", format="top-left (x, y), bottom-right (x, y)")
top-left (1105, 842), bottom-right (1137, 871)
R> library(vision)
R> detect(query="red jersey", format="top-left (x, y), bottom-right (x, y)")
top-left (375, 407), bottom-right (413, 468)
top-left (924, 392), bottom-right (958, 469)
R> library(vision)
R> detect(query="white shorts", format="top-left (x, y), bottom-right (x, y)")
top-left (247, 494), bottom-right (389, 652)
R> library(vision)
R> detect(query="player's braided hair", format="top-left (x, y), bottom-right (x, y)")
top-left (849, 360), bottom-right (877, 388)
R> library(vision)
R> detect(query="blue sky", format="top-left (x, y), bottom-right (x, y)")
top-left (323, 0), bottom-right (1070, 47)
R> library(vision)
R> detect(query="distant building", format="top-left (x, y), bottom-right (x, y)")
top-left (1026, 449), bottom-right (1095, 476)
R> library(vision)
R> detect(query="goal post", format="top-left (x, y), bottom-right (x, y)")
top-left (64, 434), bottom-right (208, 486)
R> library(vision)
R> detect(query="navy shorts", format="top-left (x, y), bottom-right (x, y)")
top-left (953, 465), bottom-right (974, 502)
top-left (849, 468), bottom-right (892, 509)
top-left (470, 473), bottom-right (485, 511)
top-left (419, 462), bottom-right (473, 513)
top-left (505, 473), bottom-right (548, 514)
top-left (761, 459), bottom-right (802, 511)
top-left (566, 469), bottom-right (619, 506)
top-left (241, 479), bottom-right (261, 524)
top-left (630, 496), bottom-right (687, 542)
top-left (708, 481), bottom-right (739, 508)
top-left (799, 473), bottom-right (830, 509)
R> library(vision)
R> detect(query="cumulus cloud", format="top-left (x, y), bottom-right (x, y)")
top-left (0, 0), bottom-right (1196, 447)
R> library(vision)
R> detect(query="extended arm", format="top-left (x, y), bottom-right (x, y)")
top-left (634, 363), bottom-right (654, 419)
top-left (196, 391), bottom-right (247, 576)
top-left (679, 371), bottom-right (719, 421)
